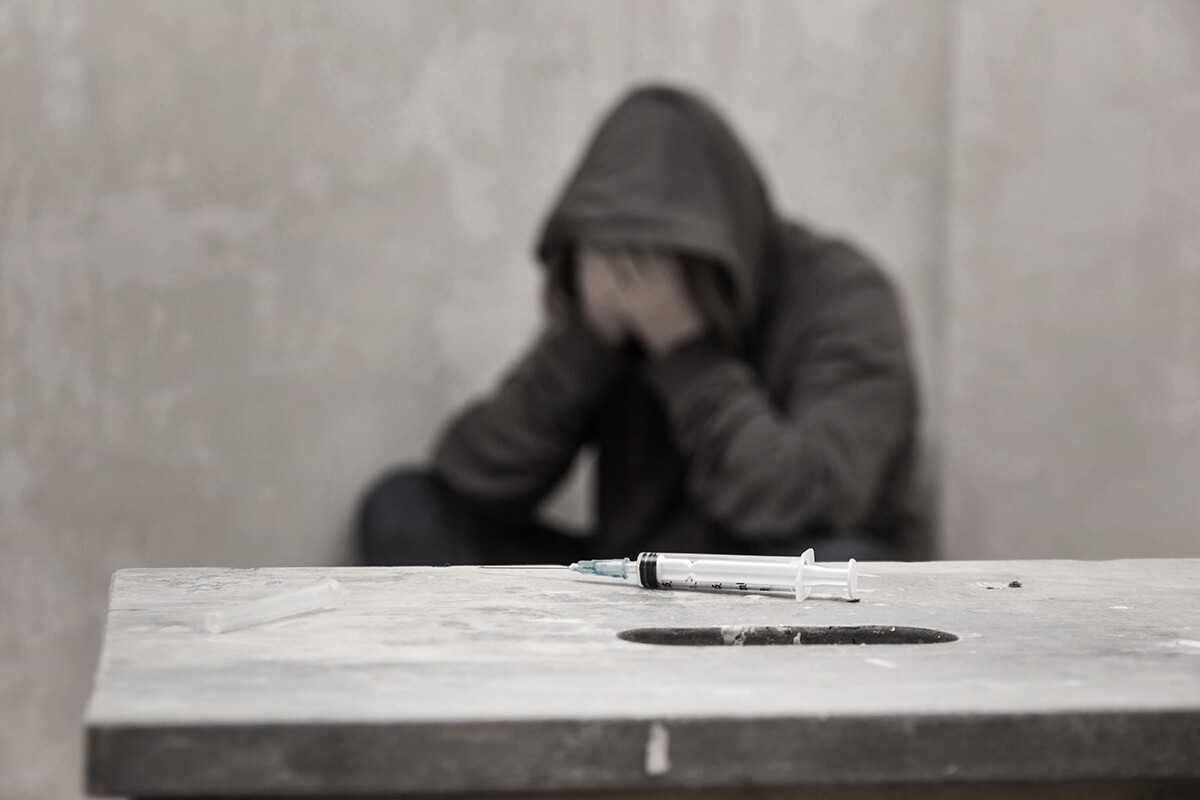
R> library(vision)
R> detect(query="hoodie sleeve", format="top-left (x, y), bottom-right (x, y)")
top-left (433, 321), bottom-right (622, 520)
top-left (643, 263), bottom-right (915, 540)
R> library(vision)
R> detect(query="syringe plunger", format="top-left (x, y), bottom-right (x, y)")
top-left (795, 554), bottom-right (858, 600)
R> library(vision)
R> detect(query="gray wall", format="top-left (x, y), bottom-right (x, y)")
top-left (942, 0), bottom-right (1200, 558)
top-left (0, 1), bottom-right (1196, 798)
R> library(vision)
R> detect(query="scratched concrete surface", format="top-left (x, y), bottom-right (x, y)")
top-left (84, 563), bottom-right (1200, 796)
top-left (1, 1), bottom-right (1199, 798)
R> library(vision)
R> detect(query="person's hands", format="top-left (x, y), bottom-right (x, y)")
top-left (578, 246), bottom-right (629, 346)
top-left (609, 248), bottom-right (706, 355)
top-left (578, 244), bottom-right (707, 355)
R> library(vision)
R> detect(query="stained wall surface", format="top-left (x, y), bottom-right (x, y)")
top-left (0, 2), bottom-right (950, 797)
top-left (3, 1), bottom-right (1199, 799)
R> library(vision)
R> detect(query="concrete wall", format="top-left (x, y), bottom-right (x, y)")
top-left (941, 0), bottom-right (1200, 558)
top-left (0, 1), bottom-right (1196, 798)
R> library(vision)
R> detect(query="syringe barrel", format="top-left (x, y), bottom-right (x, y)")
top-left (204, 577), bottom-right (345, 633)
top-left (637, 552), bottom-right (802, 593)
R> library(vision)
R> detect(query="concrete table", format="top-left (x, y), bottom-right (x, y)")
top-left (85, 560), bottom-right (1200, 798)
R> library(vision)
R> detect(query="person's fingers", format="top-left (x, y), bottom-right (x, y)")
top-left (611, 249), bottom-right (637, 288)
top-left (632, 248), bottom-right (669, 293)
top-left (656, 250), bottom-right (684, 281)
top-left (591, 252), bottom-right (628, 295)
top-left (582, 261), bottom-right (616, 323)
top-left (579, 256), bottom-right (599, 301)
top-left (578, 252), bottom-right (630, 344)
top-left (581, 255), bottom-right (605, 294)
top-left (637, 251), bottom-right (678, 296)
top-left (605, 246), bottom-right (687, 305)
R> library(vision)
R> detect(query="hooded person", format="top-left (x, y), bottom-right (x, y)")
top-left (357, 85), bottom-right (924, 566)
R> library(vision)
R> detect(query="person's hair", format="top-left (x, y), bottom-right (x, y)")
top-left (541, 246), bottom-right (577, 323)
top-left (542, 246), bottom-right (742, 352)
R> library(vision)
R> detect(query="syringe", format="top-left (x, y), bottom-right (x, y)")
top-left (204, 577), bottom-right (346, 633)
top-left (570, 550), bottom-right (857, 601)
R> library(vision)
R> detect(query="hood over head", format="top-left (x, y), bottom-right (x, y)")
top-left (536, 85), bottom-right (780, 326)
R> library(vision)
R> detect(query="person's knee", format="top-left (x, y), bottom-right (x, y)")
top-left (356, 468), bottom-right (469, 566)
top-left (359, 466), bottom-right (433, 529)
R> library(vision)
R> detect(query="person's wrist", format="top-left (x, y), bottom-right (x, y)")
top-left (579, 316), bottom-right (625, 350)
top-left (562, 316), bottom-right (626, 362)
top-left (642, 334), bottom-right (731, 409)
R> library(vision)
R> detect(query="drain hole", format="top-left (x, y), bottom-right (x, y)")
top-left (618, 625), bottom-right (958, 646)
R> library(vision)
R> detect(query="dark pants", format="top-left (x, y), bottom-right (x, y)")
top-left (355, 468), bottom-right (899, 566)
top-left (356, 469), bottom-right (593, 566)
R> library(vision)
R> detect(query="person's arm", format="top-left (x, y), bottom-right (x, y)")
top-left (433, 321), bottom-right (622, 521)
top-left (643, 264), bottom-right (916, 540)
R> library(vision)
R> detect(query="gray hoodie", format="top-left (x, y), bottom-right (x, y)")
top-left (434, 85), bottom-right (923, 557)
